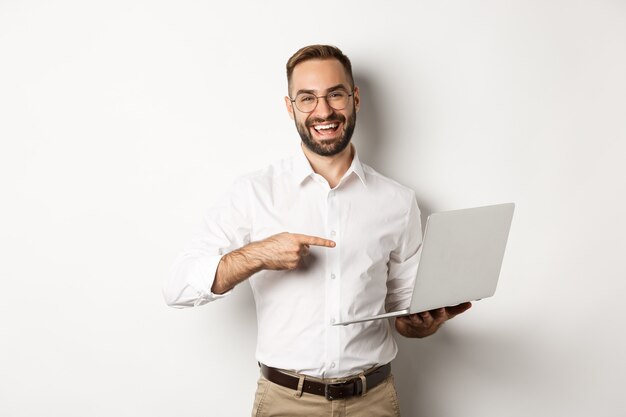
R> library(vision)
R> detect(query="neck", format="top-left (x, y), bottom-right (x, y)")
top-left (301, 142), bottom-right (354, 189)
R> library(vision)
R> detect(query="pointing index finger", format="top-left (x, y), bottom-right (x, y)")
top-left (295, 234), bottom-right (336, 248)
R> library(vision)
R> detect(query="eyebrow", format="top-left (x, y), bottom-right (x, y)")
top-left (295, 84), bottom-right (350, 96)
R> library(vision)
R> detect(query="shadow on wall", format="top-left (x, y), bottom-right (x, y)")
top-left (392, 327), bottom-right (536, 416)
top-left (353, 73), bottom-right (385, 171)
top-left (354, 72), bottom-right (434, 226)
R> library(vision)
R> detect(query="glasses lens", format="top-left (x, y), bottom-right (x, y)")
top-left (326, 91), bottom-right (349, 110)
top-left (295, 93), bottom-right (317, 113)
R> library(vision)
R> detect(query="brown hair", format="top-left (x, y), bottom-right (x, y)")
top-left (286, 44), bottom-right (354, 95)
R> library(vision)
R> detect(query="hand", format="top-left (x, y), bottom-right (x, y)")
top-left (395, 302), bottom-right (473, 338)
top-left (211, 232), bottom-right (335, 294)
top-left (258, 232), bottom-right (336, 270)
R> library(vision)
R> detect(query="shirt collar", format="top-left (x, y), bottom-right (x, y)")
top-left (349, 147), bottom-right (367, 187)
top-left (293, 145), bottom-right (316, 185)
top-left (292, 143), bottom-right (367, 187)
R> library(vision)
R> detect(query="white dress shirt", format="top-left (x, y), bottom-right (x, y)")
top-left (164, 144), bottom-right (422, 378)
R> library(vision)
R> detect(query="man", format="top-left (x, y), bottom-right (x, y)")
top-left (164, 44), bottom-right (471, 416)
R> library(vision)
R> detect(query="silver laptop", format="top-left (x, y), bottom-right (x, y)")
top-left (334, 203), bottom-right (515, 326)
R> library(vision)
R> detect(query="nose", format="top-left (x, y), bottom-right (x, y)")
top-left (311, 96), bottom-right (333, 119)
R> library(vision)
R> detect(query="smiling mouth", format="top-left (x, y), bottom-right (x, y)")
top-left (310, 122), bottom-right (341, 137)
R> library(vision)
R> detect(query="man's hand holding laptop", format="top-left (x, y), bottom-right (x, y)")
top-left (395, 302), bottom-right (473, 338)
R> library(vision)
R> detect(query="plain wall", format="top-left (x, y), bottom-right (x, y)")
top-left (1, 1), bottom-right (625, 416)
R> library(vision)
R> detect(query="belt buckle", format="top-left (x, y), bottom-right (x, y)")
top-left (324, 382), bottom-right (345, 401)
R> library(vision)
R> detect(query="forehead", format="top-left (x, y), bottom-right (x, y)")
top-left (290, 58), bottom-right (350, 93)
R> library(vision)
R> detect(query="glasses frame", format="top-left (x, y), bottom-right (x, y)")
top-left (289, 90), bottom-right (354, 113)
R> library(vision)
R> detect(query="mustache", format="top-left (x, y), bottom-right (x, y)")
top-left (305, 113), bottom-right (345, 128)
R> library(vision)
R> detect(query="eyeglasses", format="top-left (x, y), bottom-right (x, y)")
top-left (289, 90), bottom-right (354, 113)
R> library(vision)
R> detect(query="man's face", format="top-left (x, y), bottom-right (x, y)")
top-left (285, 59), bottom-right (360, 157)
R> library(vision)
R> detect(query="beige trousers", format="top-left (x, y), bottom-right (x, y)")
top-left (251, 374), bottom-right (401, 417)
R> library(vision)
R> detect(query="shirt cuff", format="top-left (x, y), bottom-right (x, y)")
top-left (189, 254), bottom-right (233, 304)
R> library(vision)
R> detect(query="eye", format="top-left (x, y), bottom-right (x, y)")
top-left (298, 95), bottom-right (315, 103)
top-left (328, 91), bottom-right (347, 100)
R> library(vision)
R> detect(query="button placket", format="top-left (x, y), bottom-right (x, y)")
top-left (325, 188), bottom-right (342, 375)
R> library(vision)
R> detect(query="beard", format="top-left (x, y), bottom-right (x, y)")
top-left (295, 108), bottom-right (356, 157)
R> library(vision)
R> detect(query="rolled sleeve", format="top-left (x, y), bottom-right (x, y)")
top-left (163, 178), bottom-right (252, 308)
top-left (166, 253), bottom-right (231, 308)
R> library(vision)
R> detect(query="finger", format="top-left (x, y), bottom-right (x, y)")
top-left (444, 302), bottom-right (473, 320)
top-left (419, 311), bottom-right (435, 328)
top-left (409, 312), bottom-right (431, 328)
top-left (294, 234), bottom-right (336, 248)
top-left (419, 311), bottom-right (431, 320)
top-left (429, 308), bottom-right (446, 321)
top-left (299, 245), bottom-right (310, 257)
top-left (401, 315), bottom-right (425, 331)
top-left (407, 313), bottom-right (423, 326)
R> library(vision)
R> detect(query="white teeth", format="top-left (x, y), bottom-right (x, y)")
top-left (314, 123), bottom-right (338, 131)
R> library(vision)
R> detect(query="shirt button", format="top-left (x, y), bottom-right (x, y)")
top-left (330, 230), bottom-right (336, 237)
top-left (330, 362), bottom-right (336, 368)
top-left (331, 273), bottom-right (336, 280)
top-left (330, 317), bottom-right (336, 324)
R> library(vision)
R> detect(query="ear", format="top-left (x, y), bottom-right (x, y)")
top-left (284, 96), bottom-right (295, 120)
top-left (353, 86), bottom-right (360, 113)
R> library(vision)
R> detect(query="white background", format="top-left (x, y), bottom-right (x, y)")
top-left (1, 1), bottom-right (625, 416)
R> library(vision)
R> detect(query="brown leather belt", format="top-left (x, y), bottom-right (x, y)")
top-left (259, 363), bottom-right (391, 401)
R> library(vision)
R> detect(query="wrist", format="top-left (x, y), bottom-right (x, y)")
top-left (239, 241), bottom-right (267, 272)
